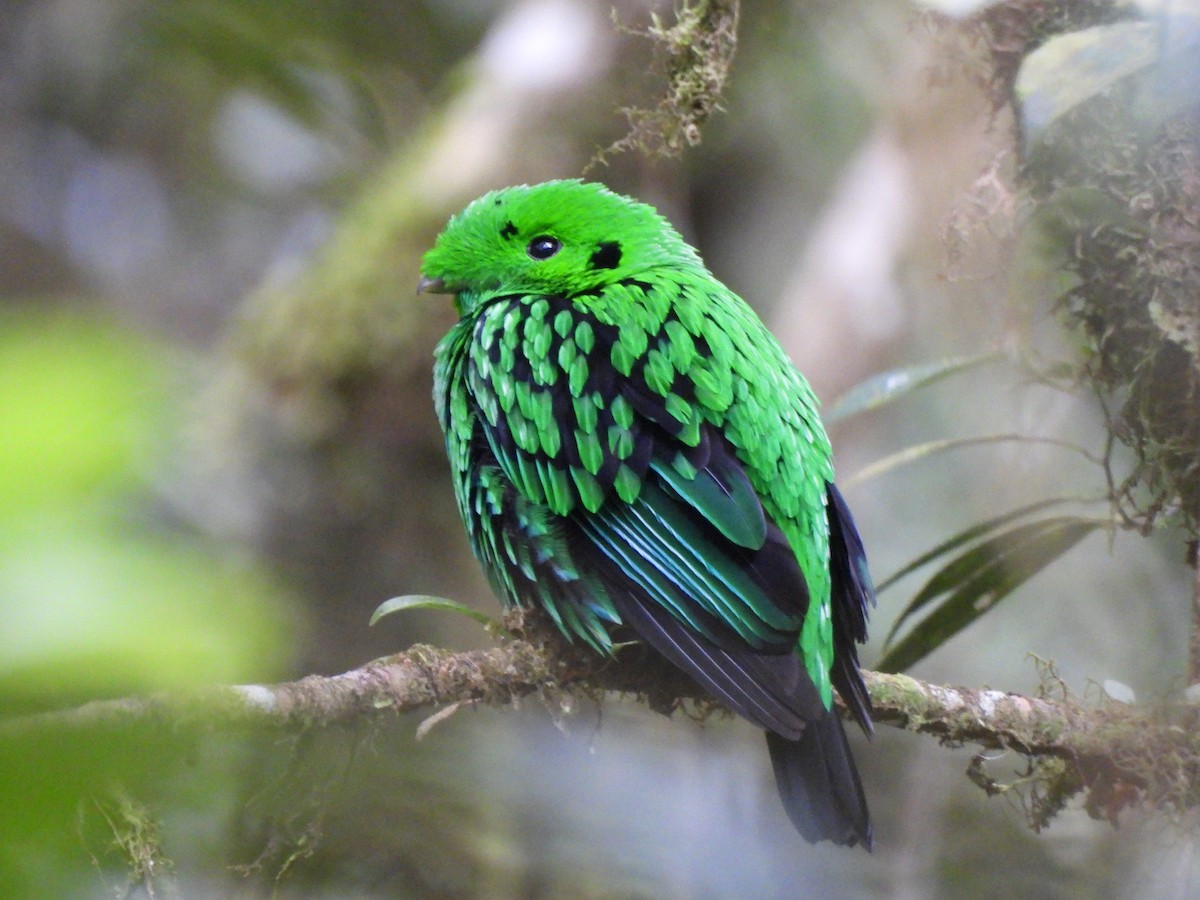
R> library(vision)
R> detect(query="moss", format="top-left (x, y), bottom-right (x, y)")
top-left (863, 672), bottom-right (933, 728)
top-left (1024, 84), bottom-right (1200, 532)
top-left (922, 6), bottom-right (1200, 532)
top-left (89, 792), bottom-right (175, 896)
top-left (595, 0), bottom-right (740, 162)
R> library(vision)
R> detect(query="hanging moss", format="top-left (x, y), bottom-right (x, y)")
top-left (596, 0), bottom-right (740, 162)
top-left (1020, 79), bottom-right (1200, 532)
top-left (958, 0), bottom-right (1200, 534)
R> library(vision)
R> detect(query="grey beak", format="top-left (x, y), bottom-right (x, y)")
top-left (417, 275), bottom-right (449, 294)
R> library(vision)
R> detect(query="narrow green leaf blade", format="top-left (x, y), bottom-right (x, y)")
top-left (875, 497), bottom-right (1083, 595)
top-left (877, 517), bottom-right (1103, 673)
top-left (883, 515), bottom-right (1101, 647)
top-left (825, 351), bottom-right (1003, 423)
top-left (369, 595), bottom-right (497, 628)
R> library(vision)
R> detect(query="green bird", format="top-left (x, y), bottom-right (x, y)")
top-left (420, 180), bottom-right (874, 847)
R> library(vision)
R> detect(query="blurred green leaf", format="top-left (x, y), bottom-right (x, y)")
top-left (875, 497), bottom-right (1084, 595)
top-left (0, 522), bottom-right (290, 710)
top-left (0, 310), bottom-right (167, 514)
top-left (877, 516), bottom-right (1104, 673)
top-left (0, 308), bottom-right (291, 711)
top-left (0, 307), bottom-right (295, 896)
top-left (371, 594), bottom-right (497, 629)
top-left (825, 351), bottom-right (1003, 423)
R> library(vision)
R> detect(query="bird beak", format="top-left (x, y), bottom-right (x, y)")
top-left (416, 275), bottom-right (450, 294)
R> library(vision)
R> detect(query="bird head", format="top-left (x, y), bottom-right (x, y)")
top-left (419, 180), bottom-right (703, 315)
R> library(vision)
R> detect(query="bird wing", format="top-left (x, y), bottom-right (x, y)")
top-left (452, 289), bottom-right (835, 733)
top-left (572, 465), bottom-right (828, 736)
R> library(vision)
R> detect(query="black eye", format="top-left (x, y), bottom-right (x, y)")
top-left (527, 236), bottom-right (562, 260)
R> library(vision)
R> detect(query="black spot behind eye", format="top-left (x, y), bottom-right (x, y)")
top-left (590, 241), bottom-right (622, 270)
top-left (500, 221), bottom-right (518, 239)
top-left (527, 236), bottom-right (562, 260)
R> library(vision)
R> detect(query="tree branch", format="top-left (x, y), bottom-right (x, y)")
top-left (3, 610), bottom-right (1194, 830)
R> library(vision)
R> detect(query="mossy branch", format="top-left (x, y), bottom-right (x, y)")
top-left (5, 609), bottom-right (1195, 833)
top-left (595, 0), bottom-right (739, 164)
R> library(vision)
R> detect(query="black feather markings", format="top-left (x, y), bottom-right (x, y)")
top-left (590, 241), bottom-right (622, 270)
top-left (622, 353), bottom-right (698, 436)
top-left (617, 276), bottom-right (654, 293)
top-left (471, 294), bottom-right (725, 508)
top-left (826, 482), bottom-right (875, 735)
top-left (603, 580), bottom-right (819, 738)
top-left (766, 718), bottom-right (872, 848)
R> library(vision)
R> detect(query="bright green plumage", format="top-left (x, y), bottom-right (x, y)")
top-left (422, 180), bottom-right (874, 847)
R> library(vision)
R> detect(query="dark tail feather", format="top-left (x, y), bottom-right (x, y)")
top-left (766, 714), bottom-right (872, 849)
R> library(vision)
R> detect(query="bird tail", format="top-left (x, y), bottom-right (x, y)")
top-left (765, 713), bottom-right (872, 849)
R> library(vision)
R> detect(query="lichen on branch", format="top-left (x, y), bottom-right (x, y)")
top-left (4, 608), bottom-right (1196, 836)
top-left (596, 0), bottom-right (740, 163)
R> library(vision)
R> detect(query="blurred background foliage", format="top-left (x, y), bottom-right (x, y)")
top-left (1, 0), bottom-right (1198, 896)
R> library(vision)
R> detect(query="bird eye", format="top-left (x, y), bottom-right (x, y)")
top-left (527, 236), bottom-right (562, 260)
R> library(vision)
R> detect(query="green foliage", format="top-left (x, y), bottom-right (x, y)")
top-left (0, 309), bottom-right (291, 709)
top-left (877, 515), bottom-right (1105, 673)
top-left (0, 307), bottom-right (292, 897)
top-left (0, 310), bottom-right (157, 512)
top-left (834, 356), bottom-right (1110, 672)
top-left (371, 594), bottom-right (499, 630)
